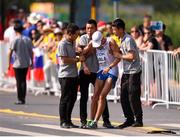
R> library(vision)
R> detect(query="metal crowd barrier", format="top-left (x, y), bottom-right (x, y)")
top-left (139, 50), bottom-right (180, 109)
top-left (167, 51), bottom-right (180, 106)
top-left (0, 42), bottom-right (16, 89)
top-left (0, 42), bottom-right (8, 79)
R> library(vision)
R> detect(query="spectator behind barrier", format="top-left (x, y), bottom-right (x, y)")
top-left (130, 25), bottom-right (143, 49)
top-left (155, 24), bottom-right (174, 51)
top-left (139, 14), bottom-right (152, 35)
top-left (139, 27), bottom-right (159, 50)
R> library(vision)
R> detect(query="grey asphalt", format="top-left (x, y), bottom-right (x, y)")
top-left (0, 89), bottom-right (180, 136)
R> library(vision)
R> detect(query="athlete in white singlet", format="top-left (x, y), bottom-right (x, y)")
top-left (88, 31), bottom-right (121, 128)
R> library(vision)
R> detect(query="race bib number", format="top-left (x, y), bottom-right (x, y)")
top-left (97, 52), bottom-right (106, 66)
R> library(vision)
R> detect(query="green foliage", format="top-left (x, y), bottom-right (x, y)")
top-left (121, 0), bottom-right (180, 13)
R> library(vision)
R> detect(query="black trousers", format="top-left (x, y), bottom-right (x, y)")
top-left (59, 77), bottom-right (78, 124)
top-left (120, 71), bottom-right (143, 122)
top-left (79, 70), bottom-right (110, 123)
top-left (14, 68), bottom-right (28, 102)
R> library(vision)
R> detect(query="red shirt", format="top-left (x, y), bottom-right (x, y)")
top-left (0, 21), bottom-right (3, 40)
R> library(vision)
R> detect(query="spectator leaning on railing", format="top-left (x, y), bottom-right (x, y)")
top-left (173, 47), bottom-right (180, 56)
top-left (155, 24), bottom-right (174, 51)
top-left (139, 27), bottom-right (159, 51)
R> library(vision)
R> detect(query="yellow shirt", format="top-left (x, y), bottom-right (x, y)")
top-left (43, 33), bottom-right (55, 44)
top-left (48, 41), bottom-right (58, 64)
top-left (76, 36), bottom-right (81, 70)
top-left (42, 33), bottom-right (55, 62)
top-left (111, 34), bottom-right (121, 46)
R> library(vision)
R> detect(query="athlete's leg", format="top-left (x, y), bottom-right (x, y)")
top-left (94, 78), bottom-right (113, 122)
top-left (90, 79), bottom-right (104, 120)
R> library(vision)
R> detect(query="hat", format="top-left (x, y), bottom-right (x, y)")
top-left (92, 31), bottom-right (103, 48)
top-left (57, 21), bottom-right (63, 29)
top-left (54, 28), bottom-right (62, 34)
top-left (28, 13), bottom-right (40, 24)
top-left (97, 21), bottom-right (106, 31)
top-left (42, 25), bottom-right (51, 32)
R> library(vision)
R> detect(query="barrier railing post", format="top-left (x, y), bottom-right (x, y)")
top-left (146, 51), bottom-right (150, 105)
top-left (164, 52), bottom-right (169, 109)
top-left (144, 51), bottom-right (148, 102)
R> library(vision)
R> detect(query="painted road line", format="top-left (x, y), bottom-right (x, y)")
top-left (0, 109), bottom-right (120, 126)
top-left (0, 87), bottom-right (15, 93)
top-left (0, 109), bottom-right (59, 119)
top-left (25, 124), bottom-right (125, 136)
top-left (0, 127), bottom-right (58, 136)
top-left (156, 123), bottom-right (180, 128)
top-left (0, 108), bottom-right (169, 134)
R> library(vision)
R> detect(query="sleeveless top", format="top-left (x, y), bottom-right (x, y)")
top-left (96, 38), bottom-right (118, 77)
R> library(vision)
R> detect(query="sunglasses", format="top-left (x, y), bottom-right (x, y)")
top-left (131, 30), bottom-right (138, 33)
top-left (144, 32), bottom-right (151, 35)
